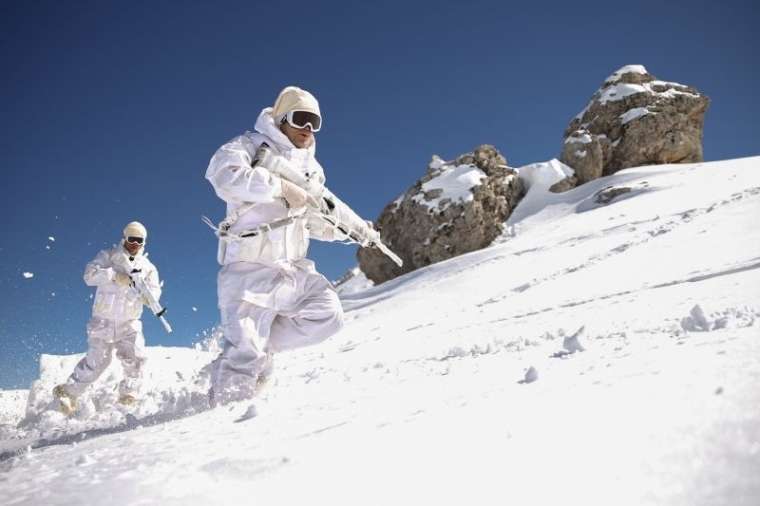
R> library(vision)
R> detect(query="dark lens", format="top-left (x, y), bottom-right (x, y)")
top-left (291, 111), bottom-right (321, 131)
top-left (127, 236), bottom-right (144, 244)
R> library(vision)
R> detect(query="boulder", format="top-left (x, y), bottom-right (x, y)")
top-left (558, 65), bottom-right (709, 188)
top-left (358, 145), bottom-right (524, 284)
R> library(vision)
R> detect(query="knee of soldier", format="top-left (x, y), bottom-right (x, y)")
top-left (123, 320), bottom-right (144, 340)
top-left (220, 317), bottom-right (258, 350)
top-left (312, 296), bottom-right (345, 342)
top-left (87, 317), bottom-right (112, 341)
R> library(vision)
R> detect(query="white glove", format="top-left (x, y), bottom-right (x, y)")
top-left (281, 179), bottom-right (319, 209)
top-left (114, 272), bottom-right (132, 287)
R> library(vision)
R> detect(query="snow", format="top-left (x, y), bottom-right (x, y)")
top-left (48, 236), bottom-right (55, 242)
top-left (605, 64), bottom-right (649, 83)
top-left (192, 306), bottom-right (198, 312)
top-left (504, 158), bottom-right (575, 226)
top-left (574, 102), bottom-right (592, 121)
top-left (12, 346), bottom-right (217, 443)
top-left (620, 106), bottom-right (651, 124)
top-left (599, 80), bottom-right (699, 106)
top-left (412, 163), bottom-right (487, 210)
top-left (389, 192), bottom-right (405, 213)
top-left (21, 272), bottom-right (33, 279)
top-left (0, 390), bottom-right (28, 425)
top-left (335, 266), bottom-right (374, 296)
top-left (2, 156), bottom-right (760, 505)
top-left (565, 131), bottom-right (593, 144)
top-left (428, 154), bottom-right (446, 170)
top-left (574, 66), bottom-right (699, 123)
top-left (598, 82), bottom-right (648, 104)
top-left (659, 86), bottom-right (700, 99)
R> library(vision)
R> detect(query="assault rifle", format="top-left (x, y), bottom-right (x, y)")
top-left (253, 144), bottom-right (403, 267)
top-left (129, 268), bottom-right (173, 334)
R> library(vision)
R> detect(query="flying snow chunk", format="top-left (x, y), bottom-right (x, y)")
top-left (192, 307), bottom-right (198, 312)
top-left (681, 304), bottom-right (712, 332)
top-left (76, 454), bottom-right (96, 466)
top-left (235, 404), bottom-right (259, 422)
top-left (563, 326), bottom-right (586, 353)
top-left (521, 366), bottom-right (539, 384)
top-left (22, 272), bottom-right (34, 279)
top-left (48, 236), bottom-right (56, 242)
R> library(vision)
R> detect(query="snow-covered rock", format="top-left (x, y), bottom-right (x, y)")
top-left (358, 145), bottom-right (524, 283)
top-left (559, 65), bottom-right (709, 186)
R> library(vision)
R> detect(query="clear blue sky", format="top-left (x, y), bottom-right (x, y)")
top-left (1, 0), bottom-right (757, 389)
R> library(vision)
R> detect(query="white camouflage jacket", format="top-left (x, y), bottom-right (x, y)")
top-left (85, 245), bottom-right (162, 321)
top-left (205, 107), bottom-right (338, 265)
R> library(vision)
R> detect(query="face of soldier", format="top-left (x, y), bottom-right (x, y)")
top-left (124, 236), bottom-right (144, 256)
top-left (280, 121), bottom-right (314, 149)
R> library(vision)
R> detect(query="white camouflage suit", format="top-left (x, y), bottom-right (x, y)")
top-left (205, 108), bottom-right (344, 403)
top-left (64, 245), bottom-right (162, 397)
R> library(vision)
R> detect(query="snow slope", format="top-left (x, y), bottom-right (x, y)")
top-left (1, 157), bottom-right (759, 506)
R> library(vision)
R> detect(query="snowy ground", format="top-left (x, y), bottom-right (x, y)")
top-left (1, 157), bottom-right (759, 505)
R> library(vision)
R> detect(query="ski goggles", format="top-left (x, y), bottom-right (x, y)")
top-left (284, 110), bottom-right (322, 132)
top-left (126, 236), bottom-right (144, 244)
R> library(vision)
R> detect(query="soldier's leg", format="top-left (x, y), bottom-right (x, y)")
top-left (63, 318), bottom-right (116, 397)
top-left (267, 272), bottom-right (344, 352)
top-left (114, 319), bottom-right (147, 399)
top-left (209, 300), bottom-right (273, 405)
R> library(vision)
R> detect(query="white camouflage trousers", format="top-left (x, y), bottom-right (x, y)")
top-left (65, 317), bottom-right (147, 397)
top-left (210, 260), bottom-right (344, 404)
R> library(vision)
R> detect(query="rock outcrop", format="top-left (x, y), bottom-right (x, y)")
top-left (357, 145), bottom-right (524, 284)
top-left (558, 65), bottom-right (709, 188)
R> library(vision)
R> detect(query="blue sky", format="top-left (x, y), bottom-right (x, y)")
top-left (1, 0), bottom-right (758, 389)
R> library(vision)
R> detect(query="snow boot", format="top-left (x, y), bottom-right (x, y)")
top-left (118, 393), bottom-right (137, 406)
top-left (53, 384), bottom-right (77, 416)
